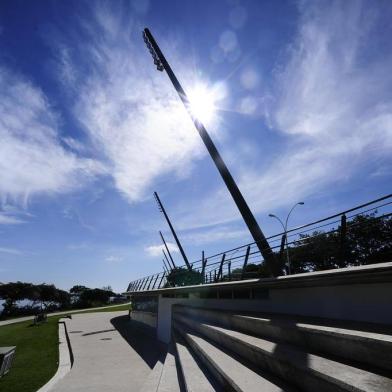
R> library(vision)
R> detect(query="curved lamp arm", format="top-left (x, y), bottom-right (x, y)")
top-left (285, 202), bottom-right (304, 231)
top-left (268, 214), bottom-right (285, 234)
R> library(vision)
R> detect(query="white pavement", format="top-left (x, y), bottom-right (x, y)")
top-left (0, 303), bottom-right (131, 327)
top-left (51, 311), bottom-right (164, 392)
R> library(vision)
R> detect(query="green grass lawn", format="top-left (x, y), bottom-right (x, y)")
top-left (0, 316), bottom-right (61, 392)
top-left (0, 303), bottom-right (131, 392)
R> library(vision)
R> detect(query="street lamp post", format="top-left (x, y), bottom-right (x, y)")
top-left (269, 202), bottom-right (304, 275)
top-left (142, 28), bottom-right (282, 277)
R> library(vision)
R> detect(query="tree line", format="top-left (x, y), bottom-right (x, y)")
top-left (236, 213), bottom-right (391, 278)
top-left (0, 283), bottom-right (118, 319)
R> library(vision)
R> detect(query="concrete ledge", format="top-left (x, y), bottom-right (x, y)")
top-left (128, 262), bottom-right (392, 296)
top-left (36, 319), bottom-right (72, 392)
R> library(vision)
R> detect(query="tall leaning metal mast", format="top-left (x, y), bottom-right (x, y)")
top-left (142, 28), bottom-right (281, 277)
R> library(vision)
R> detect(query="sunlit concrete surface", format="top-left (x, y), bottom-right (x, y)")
top-left (51, 311), bottom-right (164, 392)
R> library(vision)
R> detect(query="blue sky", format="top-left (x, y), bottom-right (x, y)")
top-left (0, 0), bottom-right (391, 292)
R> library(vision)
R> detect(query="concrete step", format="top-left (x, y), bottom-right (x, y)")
top-left (173, 320), bottom-right (295, 392)
top-left (173, 330), bottom-right (217, 391)
top-left (157, 342), bottom-right (181, 392)
top-left (173, 305), bottom-right (392, 373)
top-left (141, 355), bottom-right (165, 392)
top-left (173, 321), bottom-right (298, 392)
top-left (175, 313), bottom-right (392, 392)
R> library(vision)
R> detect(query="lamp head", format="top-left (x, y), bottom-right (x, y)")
top-left (143, 29), bottom-right (164, 72)
top-left (299, 202), bottom-right (305, 205)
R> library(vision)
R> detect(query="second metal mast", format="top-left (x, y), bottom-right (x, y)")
top-left (154, 191), bottom-right (191, 270)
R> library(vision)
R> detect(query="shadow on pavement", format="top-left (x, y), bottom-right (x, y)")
top-left (110, 315), bottom-right (166, 369)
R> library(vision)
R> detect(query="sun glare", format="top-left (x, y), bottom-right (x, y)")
top-left (188, 84), bottom-right (217, 125)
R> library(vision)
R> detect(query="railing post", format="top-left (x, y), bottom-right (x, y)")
top-left (279, 233), bottom-right (286, 257)
top-left (228, 260), bottom-right (231, 281)
top-left (339, 214), bottom-right (347, 265)
top-left (201, 251), bottom-right (207, 283)
top-left (157, 273), bottom-right (166, 289)
top-left (152, 274), bottom-right (160, 289)
top-left (147, 275), bottom-right (155, 290)
top-left (217, 253), bottom-right (226, 281)
top-left (240, 246), bottom-right (251, 280)
top-left (141, 278), bottom-right (149, 291)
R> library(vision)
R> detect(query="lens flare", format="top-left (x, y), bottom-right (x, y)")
top-left (188, 84), bottom-right (216, 125)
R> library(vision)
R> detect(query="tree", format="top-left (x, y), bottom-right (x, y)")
top-left (56, 289), bottom-right (71, 309)
top-left (78, 288), bottom-right (115, 307)
top-left (36, 284), bottom-right (58, 310)
top-left (0, 282), bottom-right (32, 315)
top-left (70, 285), bottom-right (89, 294)
top-left (288, 214), bottom-right (391, 273)
top-left (0, 282), bottom-right (71, 317)
top-left (165, 267), bottom-right (203, 287)
top-left (345, 214), bottom-right (392, 266)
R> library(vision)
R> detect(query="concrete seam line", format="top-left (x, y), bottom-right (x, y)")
top-left (36, 319), bottom-right (72, 392)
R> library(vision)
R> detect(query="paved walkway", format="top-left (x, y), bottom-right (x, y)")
top-left (52, 311), bottom-right (164, 392)
top-left (0, 303), bottom-right (131, 327)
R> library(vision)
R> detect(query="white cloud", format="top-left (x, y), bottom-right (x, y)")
top-left (182, 226), bottom-right (248, 246)
top-left (0, 214), bottom-right (25, 225)
top-left (57, 4), bottom-right (226, 204)
top-left (67, 242), bottom-right (90, 250)
top-left (105, 255), bottom-right (124, 264)
top-left (175, 1), bottom-right (392, 230)
top-left (262, 1), bottom-right (392, 203)
top-left (0, 247), bottom-right (22, 255)
top-left (0, 67), bottom-right (105, 211)
top-left (145, 242), bottom-right (179, 257)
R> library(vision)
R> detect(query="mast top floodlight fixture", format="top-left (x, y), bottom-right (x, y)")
top-left (153, 192), bottom-right (163, 213)
top-left (143, 30), bottom-right (164, 71)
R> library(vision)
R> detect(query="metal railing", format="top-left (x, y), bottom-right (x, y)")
top-left (126, 194), bottom-right (392, 292)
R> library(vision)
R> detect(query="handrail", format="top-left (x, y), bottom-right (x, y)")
top-left (126, 194), bottom-right (392, 292)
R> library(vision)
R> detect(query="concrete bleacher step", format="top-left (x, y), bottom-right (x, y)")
top-left (173, 330), bottom-right (217, 391)
top-left (157, 342), bottom-right (181, 392)
top-left (173, 305), bottom-right (392, 373)
top-left (175, 313), bottom-right (392, 392)
top-left (173, 320), bottom-right (295, 392)
top-left (140, 355), bottom-right (165, 392)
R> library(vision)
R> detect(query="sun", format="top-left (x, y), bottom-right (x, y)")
top-left (188, 84), bottom-right (217, 125)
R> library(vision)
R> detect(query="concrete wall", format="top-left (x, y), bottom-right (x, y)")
top-left (156, 281), bottom-right (392, 343)
top-left (129, 263), bottom-right (392, 344)
top-left (130, 310), bottom-right (157, 329)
